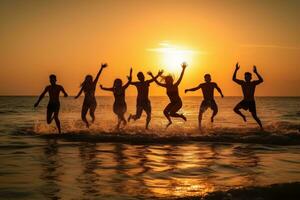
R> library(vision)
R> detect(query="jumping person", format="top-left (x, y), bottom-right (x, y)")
top-left (100, 68), bottom-right (132, 130)
top-left (75, 63), bottom-right (107, 128)
top-left (232, 63), bottom-right (263, 129)
top-left (185, 74), bottom-right (224, 130)
top-left (127, 70), bottom-right (163, 129)
top-left (34, 74), bottom-right (68, 133)
top-left (150, 63), bottom-right (187, 128)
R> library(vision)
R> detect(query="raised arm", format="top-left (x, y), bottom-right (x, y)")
top-left (214, 83), bottom-right (224, 98)
top-left (148, 71), bottom-right (166, 87)
top-left (147, 70), bottom-right (164, 83)
top-left (60, 86), bottom-right (68, 97)
top-left (185, 84), bottom-right (202, 93)
top-left (253, 65), bottom-right (263, 85)
top-left (175, 62), bottom-right (187, 86)
top-left (100, 85), bottom-right (113, 91)
top-left (34, 86), bottom-right (49, 107)
top-left (122, 68), bottom-right (133, 89)
top-left (74, 87), bottom-right (83, 99)
top-left (93, 63), bottom-right (107, 86)
top-left (128, 69), bottom-right (139, 86)
top-left (232, 62), bottom-right (243, 85)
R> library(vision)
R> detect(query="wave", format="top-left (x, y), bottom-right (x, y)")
top-left (19, 128), bottom-right (300, 146)
top-left (171, 182), bottom-right (300, 200)
top-left (0, 110), bottom-right (21, 114)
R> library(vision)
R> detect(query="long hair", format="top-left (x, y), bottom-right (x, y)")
top-left (160, 74), bottom-right (174, 85)
top-left (113, 78), bottom-right (122, 89)
top-left (80, 75), bottom-right (93, 91)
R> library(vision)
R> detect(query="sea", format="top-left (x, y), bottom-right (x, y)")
top-left (0, 96), bottom-right (300, 200)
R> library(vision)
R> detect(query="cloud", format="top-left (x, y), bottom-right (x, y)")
top-left (146, 42), bottom-right (204, 54)
top-left (240, 44), bottom-right (300, 50)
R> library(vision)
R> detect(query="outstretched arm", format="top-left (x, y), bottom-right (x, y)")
top-left (175, 62), bottom-right (187, 86)
top-left (185, 84), bottom-right (202, 93)
top-left (253, 65), bottom-right (263, 85)
top-left (122, 68), bottom-right (132, 89)
top-left (34, 86), bottom-right (49, 107)
top-left (74, 88), bottom-right (83, 99)
top-left (100, 85), bottom-right (113, 91)
top-left (129, 81), bottom-right (139, 86)
top-left (93, 63), bottom-right (107, 86)
top-left (148, 71), bottom-right (166, 87)
top-left (215, 83), bottom-right (224, 98)
top-left (147, 70), bottom-right (164, 83)
top-left (232, 62), bottom-right (243, 85)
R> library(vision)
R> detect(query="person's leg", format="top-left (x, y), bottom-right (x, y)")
top-left (114, 104), bottom-right (127, 129)
top-left (53, 110), bottom-right (61, 134)
top-left (120, 113), bottom-right (127, 126)
top-left (251, 111), bottom-right (263, 129)
top-left (169, 101), bottom-right (186, 121)
top-left (122, 104), bottom-right (127, 126)
top-left (163, 103), bottom-right (173, 127)
top-left (129, 105), bottom-right (143, 121)
top-left (116, 117), bottom-right (121, 130)
top-left (81, 104), bottom-right (89, 128)
top-left (198, 101), bottom-right (207, 130)
top-left (198, 111), bottom-right (204, 130)
top-left (89, 102), bottom-right (97, 123)
top-left (211, 101), bottom-right (218, 122)
top-left (250, 102), bottom-right (263, 129)
top-left (113, 104), bottom-right (121, 130)
top-left (233, 101), bottom-right (246, 122)
top-left (46, 107), bottom-right (54, 124)
top-left (117, 112), bottom-right (126, 129)
top-left (145, 103), bottom-right (152, 129)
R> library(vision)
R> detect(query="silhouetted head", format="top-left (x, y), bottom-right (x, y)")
top-left (164, 75), bottom-right (174, 85)
top-left (85, 75), bottom-right (93, 83)
top-left (49, 74), bottom-right (57, 85)
top-left (204, 74), bottom-right (211, 83)
top-left (81, 75), bottom-right (93, 89)
top-left (137, 72), bottom-right (145, 82)
top-left (113, 78), bottom-right (122, 88)
top-left (244, 72), bottom-right (252, 82)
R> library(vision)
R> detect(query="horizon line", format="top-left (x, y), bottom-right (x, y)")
top-left (0, 95), bottom-right (299, 97)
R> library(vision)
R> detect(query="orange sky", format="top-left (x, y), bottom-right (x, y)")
top-left (0, 0), bottom-right (299, 96)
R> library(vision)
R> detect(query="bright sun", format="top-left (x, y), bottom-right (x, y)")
top-left (148, 42), bottom-right (196, 73)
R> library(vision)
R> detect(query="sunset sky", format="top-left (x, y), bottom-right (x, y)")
top-left (0, 0), bottom-right (299, 96)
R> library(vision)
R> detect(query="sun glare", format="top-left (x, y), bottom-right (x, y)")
top-left (148, 42), bottom-right (197, 73)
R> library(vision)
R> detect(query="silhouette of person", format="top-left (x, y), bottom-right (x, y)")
top-left (34, 74), bottom-right (68, 133)
top-left (185, 74), bottom-right (224, 130)
top-left (233, 63), bottom-right (263, 129)
top-left (150, 63), bottom-right (187, 128)
top-left (127, 70), bottom-right (164, 129)
top-left (100, 68), bottom-right (132, 130)
top-left (75, 63), bottom-right (107, 128)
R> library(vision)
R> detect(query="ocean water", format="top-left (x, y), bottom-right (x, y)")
top-left (0, 96), bottom-right (300, 199)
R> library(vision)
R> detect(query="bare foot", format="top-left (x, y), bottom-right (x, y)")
top-left (211, 117), bottom-right (214, 123)
top-left (198, 126), bottom-right (203, 133)
top-left (128, 114), bottom-right (132, 122)
top-left (166, 122), bottom-right (172, 128)
top-left (181, 114), bottom-right (187, 121)
top-left (242, 115), bottom-right (247, 122)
